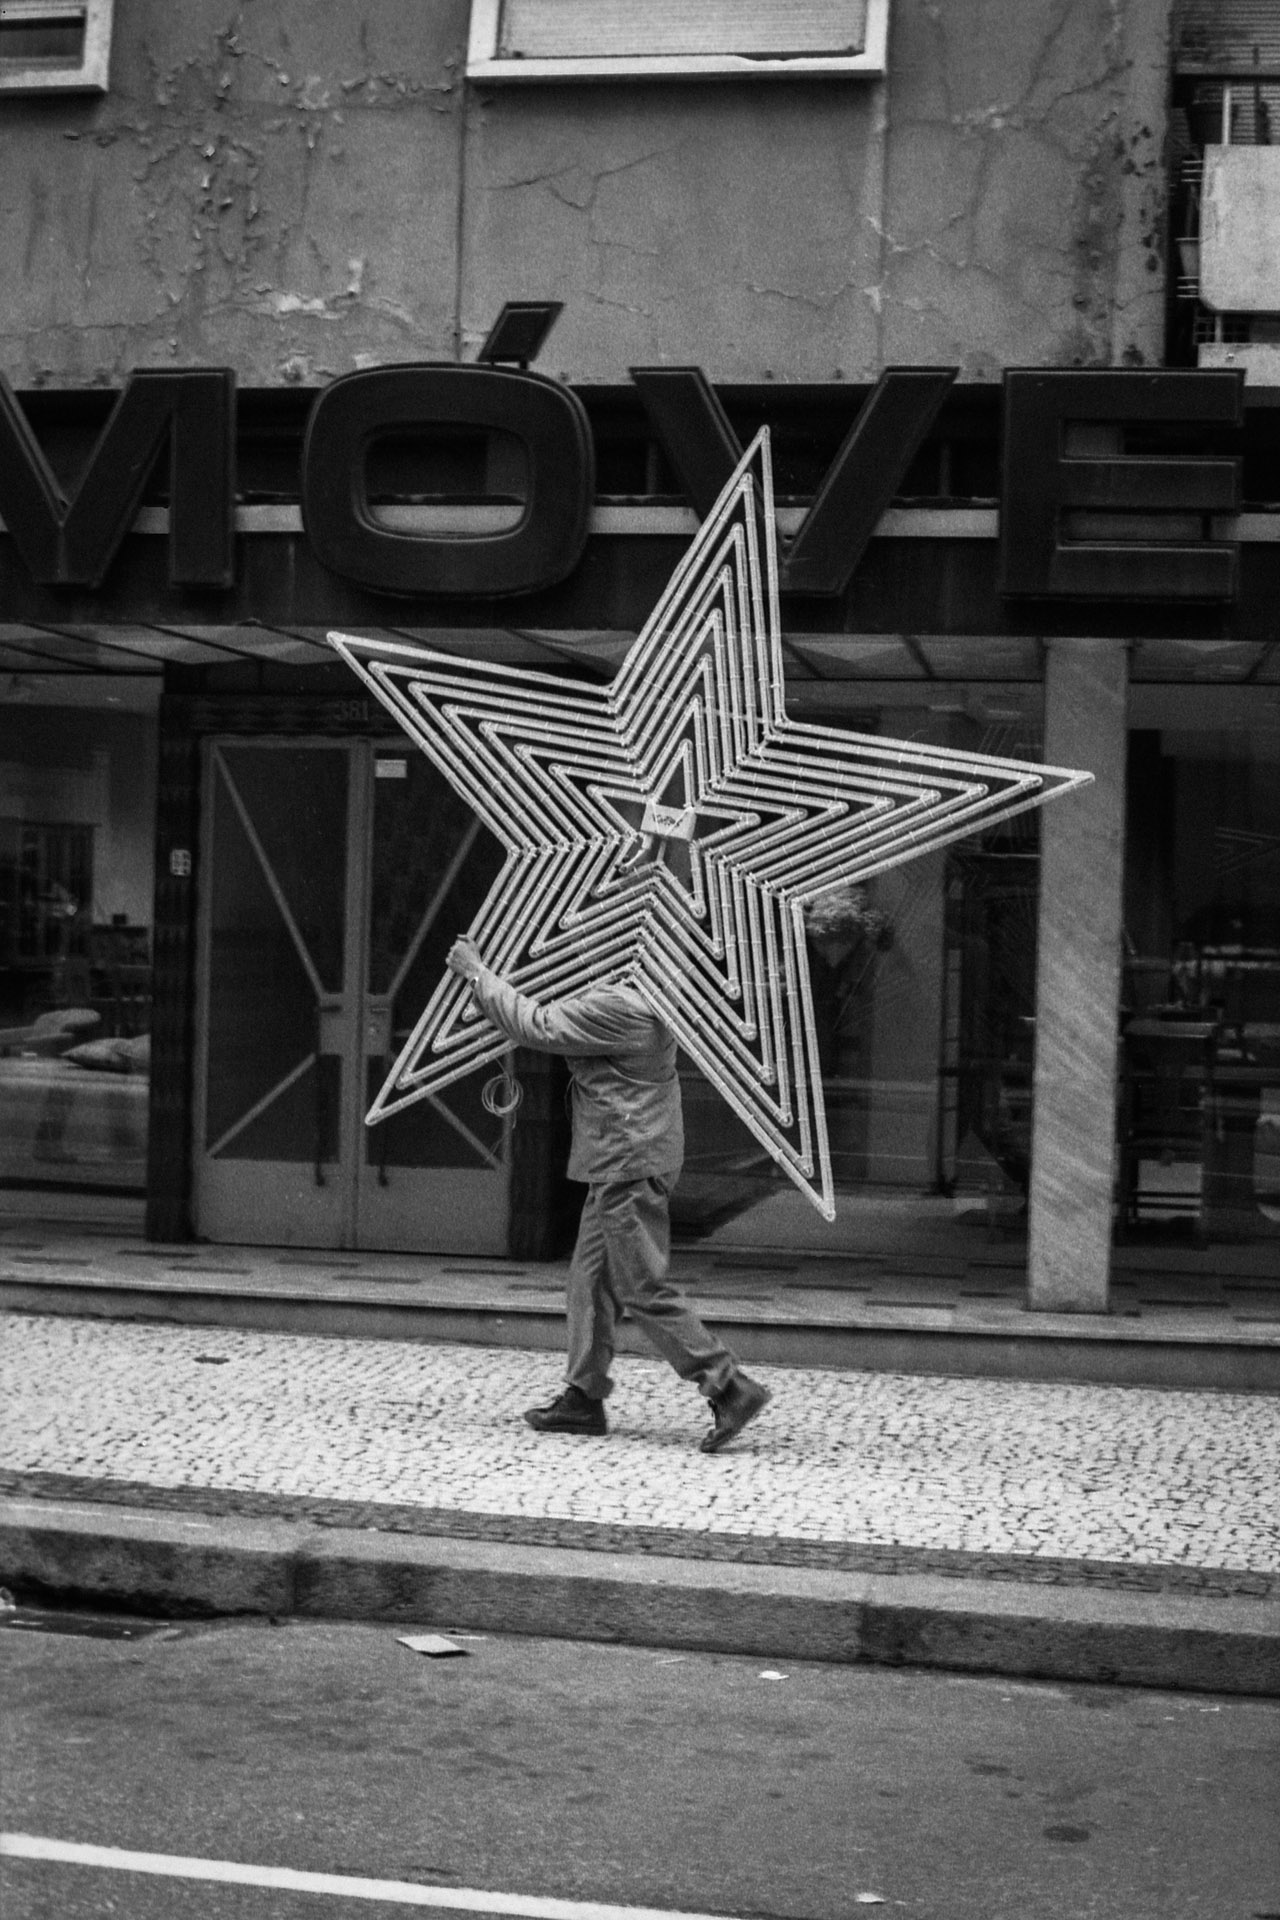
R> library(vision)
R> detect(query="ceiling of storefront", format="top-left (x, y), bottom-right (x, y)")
top-left (3, 624), bottom-right (1276, 706)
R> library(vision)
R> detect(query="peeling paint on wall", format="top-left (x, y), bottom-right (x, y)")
top-left (2, 0), bottom-right (468, 385)
top-left (2, 0), bottom-right (1171, 388)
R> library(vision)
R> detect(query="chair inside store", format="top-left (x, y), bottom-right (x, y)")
top-left (1117, 1014), bottom-right (1219, 1233)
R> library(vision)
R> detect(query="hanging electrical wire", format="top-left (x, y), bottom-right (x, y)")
top-left (481, 1070), bottom-right (523, 1119)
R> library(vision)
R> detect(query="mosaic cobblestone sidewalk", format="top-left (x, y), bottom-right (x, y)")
top-left (2, 1313), bottom-right (1277, 1597)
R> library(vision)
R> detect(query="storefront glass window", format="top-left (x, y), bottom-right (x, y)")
top-left (673, 648), bottom-right (1046, 1275)
top-left (0, 690), bottom-right (157, 1200)
top-left (1119, 680), bottom-right (1280, 1260)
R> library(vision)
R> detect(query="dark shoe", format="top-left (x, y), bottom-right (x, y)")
top-left (699, 1373), bottom-right (771, 1454)
top-left (524, 1385), bottom-right (607, 1435)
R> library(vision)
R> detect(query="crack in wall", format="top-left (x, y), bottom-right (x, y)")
top-left (5, 0), bottom-right (1173, 385)
top-left (876, 0), bottom-right (1165, 372)
top-left (7, 3), bottom-right (464, 384)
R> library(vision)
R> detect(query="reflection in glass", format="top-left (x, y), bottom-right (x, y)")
top-left (1120, 690), bottom-right (1280, 1253)
top-left (204, 746), bottom-right (347, 1164)
top-left (673, 683), bottom-right (1046, 1271)
top-left (0, 705), bottom-right (155, 1195)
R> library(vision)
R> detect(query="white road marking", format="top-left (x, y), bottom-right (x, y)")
top-left (0, 1833), bottom-right (732, 1920)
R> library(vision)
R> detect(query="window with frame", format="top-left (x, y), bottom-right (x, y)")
top-left (0, 0), bottom-right (113, 93)
top-left (467, 0), bottom-right (888, 83)
top-left (1169, 0), bottom-right (1280, 369)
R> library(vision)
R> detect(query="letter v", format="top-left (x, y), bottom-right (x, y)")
top-left (630, 365), bottom-right (957, 597)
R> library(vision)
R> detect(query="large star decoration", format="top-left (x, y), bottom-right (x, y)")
top-left (330, 431), bottom-right (1091, 1220)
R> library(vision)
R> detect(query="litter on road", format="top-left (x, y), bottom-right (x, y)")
top-left (398, 1633), bottom-right (468, 1658)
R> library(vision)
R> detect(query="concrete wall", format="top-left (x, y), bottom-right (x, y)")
top-left (2, 0), bottom-right (470, 387)
top-left (1, 0), bottom-right (1171, 388)
top-left (876, 0), bottom-right (1170, 376)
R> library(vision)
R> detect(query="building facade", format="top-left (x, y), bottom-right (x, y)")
top-left (1, 0), bottom-right (1277, 1303)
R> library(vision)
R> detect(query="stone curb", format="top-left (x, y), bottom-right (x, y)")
top-left (3, 1498), bottom-right (1277, 1697)
top-left (7, 1469), bottom-right (1276, 1600)
top-left (6, 1279), bottom-right (1280, 1392)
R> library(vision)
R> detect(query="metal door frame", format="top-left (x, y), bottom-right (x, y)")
top-left (193, 736), bottom-right (366, 1247)
top-left (193, 735), bottom-right (510, 1251)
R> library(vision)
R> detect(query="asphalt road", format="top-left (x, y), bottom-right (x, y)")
top-left (1, 1612), bottom-right (1277, 1920)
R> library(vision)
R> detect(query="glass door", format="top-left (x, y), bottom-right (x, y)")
top-left (194, 739), bottom-right (509, 1252)
top-left (355, 745), bottom-right (508, 1251)
top-left (196, 741), bottom-right (360, 1245)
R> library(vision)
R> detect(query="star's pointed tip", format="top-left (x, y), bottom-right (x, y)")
top-left (711, 425), bottom-right (772, 510)
top-left (1043, 763), bottom-right (1095, 794)
top-left (797, 1183), bottom-right (838, 1222)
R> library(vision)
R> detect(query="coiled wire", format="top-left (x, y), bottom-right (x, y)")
top-left (481, 1070), bottom-right (524, 1119)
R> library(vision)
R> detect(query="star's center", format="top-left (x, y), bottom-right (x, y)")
top-left (640, 797), bottom-right (698, 843)
top-left (618, 794), bottom-right (704, 874)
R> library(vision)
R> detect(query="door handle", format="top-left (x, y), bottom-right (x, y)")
top-left (364, 998), bottom-right (393, 1058)
top-left (364, 998), bottom-right (394, 1186)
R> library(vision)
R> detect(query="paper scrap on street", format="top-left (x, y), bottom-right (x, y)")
top-left (397, 1633), bottom-right (468, 1658)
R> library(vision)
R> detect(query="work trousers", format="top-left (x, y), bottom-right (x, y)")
top-left (565, 1175), bottom-right (738, 1403)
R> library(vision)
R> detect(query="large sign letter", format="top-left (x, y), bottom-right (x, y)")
top-left (630, 365), bottom-right (957, 596)
top-left (0, 370), bottom-right (236, 588)
top-left (301, 365), bottom-right (593, 597)
top-left (1000, 370), bottom-right (1242, 600)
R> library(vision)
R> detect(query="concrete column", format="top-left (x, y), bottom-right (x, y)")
top-left (1027, 638), bottom-right (1128, 1312)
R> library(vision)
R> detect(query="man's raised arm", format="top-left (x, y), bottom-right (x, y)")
top-left (446, 936), bottom-right (655, 1056)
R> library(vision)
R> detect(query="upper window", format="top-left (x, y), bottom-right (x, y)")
top-left (0, 0), bottom-right (113, 93)
top-left (1169, 0), bottom-right (1280, 371)
top-left (466, 0), bottom-right (888, 83)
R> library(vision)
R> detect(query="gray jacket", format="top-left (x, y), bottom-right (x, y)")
top-left (468, 970), bottom-right (683, 1186)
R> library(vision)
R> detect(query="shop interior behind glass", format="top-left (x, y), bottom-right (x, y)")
top-left (0, 684), bottom-right (157, 1209)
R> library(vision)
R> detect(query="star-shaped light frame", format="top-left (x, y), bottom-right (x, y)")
top-left (330, 431), bottom-right (1091, 1219)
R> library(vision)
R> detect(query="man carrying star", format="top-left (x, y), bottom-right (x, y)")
top-left (446, 935), bottom-right (772, 1453)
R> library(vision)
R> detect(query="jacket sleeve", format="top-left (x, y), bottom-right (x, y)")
top-left (468, 970), bottom-right (658, 1057)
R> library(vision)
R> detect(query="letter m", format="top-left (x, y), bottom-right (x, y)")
top-left (0, 369), bottom-right (235, 587)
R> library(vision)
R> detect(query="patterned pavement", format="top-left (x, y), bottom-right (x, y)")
top-left (3, 1313), bottom-right (1277, 1589)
